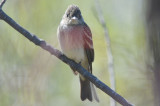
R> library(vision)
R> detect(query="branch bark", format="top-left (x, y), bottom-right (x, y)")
top-left (0, 0), bottom-right (6, 8)
top-left (0, 1), bottom-right (133, 106)
top-left (94, 0), bottom-right (116, 106)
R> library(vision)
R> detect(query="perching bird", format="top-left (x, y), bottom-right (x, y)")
top-left (57, 5), bottom-right (99, 102)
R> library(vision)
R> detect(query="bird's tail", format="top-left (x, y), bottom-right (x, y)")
top-left (80, 78), bottom-right (99, 102)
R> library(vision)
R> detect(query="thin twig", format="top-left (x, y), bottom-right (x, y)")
top-left (0, 1), bottom-right (133, 106)
top-left (94, 0), bottom-right (116, 106)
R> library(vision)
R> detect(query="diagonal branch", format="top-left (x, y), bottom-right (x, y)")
top-left (0, 0), bottom-right (6, 8)
top-left (0, 1), bottom-right (133, 106)
top-left (94, 0), bottom-right (116, 106)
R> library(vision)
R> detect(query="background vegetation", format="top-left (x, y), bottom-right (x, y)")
top-left (0, 0), bottom-right (154, 106)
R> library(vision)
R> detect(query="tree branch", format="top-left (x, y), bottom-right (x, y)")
top-left (94, 0), bottom-right (116, 106)
top-left (0, 0), bottom-right (6, 8)
top-left (0, 1), bottom-right (133, 106)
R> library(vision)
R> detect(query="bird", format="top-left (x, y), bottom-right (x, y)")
top-left (57, 4), bottom-right (99, 102)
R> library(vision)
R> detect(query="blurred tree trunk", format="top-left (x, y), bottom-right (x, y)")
top-left (147, 0), bottom-right (160, 105)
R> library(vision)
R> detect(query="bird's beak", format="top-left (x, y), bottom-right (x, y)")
top-left (71, 16), bottom-right (78, 20)
top-left (70, 16), bottom-right (79, 24)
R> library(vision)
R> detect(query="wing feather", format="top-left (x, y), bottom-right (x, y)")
top-left (83, 23), bottom-right (94, 73)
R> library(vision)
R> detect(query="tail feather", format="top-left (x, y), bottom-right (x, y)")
top-left (80, 78), bottom-right (99, 102)
top-left (80, 79), bottom-right (92, 101)
top-left (90, 82), bottom-right (99, 102)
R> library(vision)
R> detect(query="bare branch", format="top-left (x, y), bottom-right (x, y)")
top-left (0, 0), bottom-right (6, 8)
top-left (0, 1), bottom-right (133, 106)
top-left (94, 0), bottom-right (116, 106)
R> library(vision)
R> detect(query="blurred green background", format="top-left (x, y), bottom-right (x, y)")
top-left (0, 0), bottom-right (154, 106)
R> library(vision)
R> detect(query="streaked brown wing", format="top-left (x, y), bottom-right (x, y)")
top-left (83, 23), bottom-right (94, 73)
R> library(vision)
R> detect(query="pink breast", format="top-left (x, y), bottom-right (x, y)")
top-left (61, 26), bottom-right (84, 50)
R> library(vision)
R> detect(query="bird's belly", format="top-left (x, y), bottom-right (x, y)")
top-left (61, 35), bottom-right (85, 62)
top-left (59, 25), bottom-right (85, 62)
top-left (63, 48), bottom-right (85, 63)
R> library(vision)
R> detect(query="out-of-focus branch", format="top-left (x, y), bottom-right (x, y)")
top-left (94, 0), bottom-right (116, 106)
top-left (146, 0), bottom-right (160, 105)
top-left (0, 1), bottom-right (133, 106)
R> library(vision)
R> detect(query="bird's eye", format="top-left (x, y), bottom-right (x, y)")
top-left (67, 14), bottom-right (69, 17)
